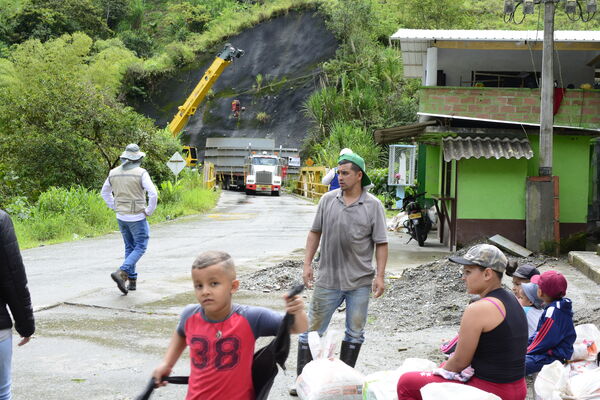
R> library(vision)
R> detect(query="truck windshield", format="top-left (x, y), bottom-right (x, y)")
top-left (252, 157), bottom-right (277, 166)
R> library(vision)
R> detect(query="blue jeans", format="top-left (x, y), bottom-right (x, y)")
top-left (117, 219), bottom-right (149, 280)
top-left (299, 285), bottom-right (371, 344)
top-left (0, 334), bottom-right (12, 400)
top-left (526, 353), bottom-right (558, 375)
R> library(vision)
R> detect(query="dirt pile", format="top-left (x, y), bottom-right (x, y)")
top-left (240, 258), bottom-right (471, 332)
top-left (240, 259), bottom-right (305, 292)
top-left (239, 252), bottom-right (600, 332)
top-left (370, 260), bottom-right (470, 332)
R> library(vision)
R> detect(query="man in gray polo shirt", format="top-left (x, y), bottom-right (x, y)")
top-left (290, 151), bottom-right (388, 396)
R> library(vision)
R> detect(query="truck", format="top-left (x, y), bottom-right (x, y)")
top-left (166, 44), bottom-right (244, 167)
top-left (203, 137), bottom-right (299, 196)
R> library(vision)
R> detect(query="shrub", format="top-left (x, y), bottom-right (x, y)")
top-left (119, 30), bottom-right (155, 58)
top-left (164, 42), bottom-right (195, 67)
top-left (310, 121), bottom-right (382, 168)
top-left (255, 111), bottom-right (270, 123)
top-left (159, 179), bottom-right (184, 204)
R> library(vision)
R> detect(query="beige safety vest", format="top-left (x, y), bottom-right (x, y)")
top-left (108, 166), bottom-right (147, 215)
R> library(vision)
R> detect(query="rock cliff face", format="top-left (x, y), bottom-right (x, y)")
top-left (135, 11), bottom-right (338, 157)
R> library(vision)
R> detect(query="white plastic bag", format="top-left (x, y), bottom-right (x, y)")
top-left (574, 324), bottom-right (600, 345)
top-left (297, 358), bottom-right (365, 400)
top-left (420, 382), bottom-right (500, 400)
top-left (570, 324), bottom-right (600, 362)
top-left (569, 359), bottom-right (599, 378)
top-left (570, 367), bottom-right (600, 399)
top-left (362, 358), bottom-right (437, 400)
top-left (363, 370), bottom-right (402, 400)
top-left (534, 360), bottom-right (570, 400)
top-left (297, 330), bottom-right (365, 400)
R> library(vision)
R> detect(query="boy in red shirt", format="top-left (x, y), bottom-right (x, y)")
top-left (152, 251), bottom-right (308, 399)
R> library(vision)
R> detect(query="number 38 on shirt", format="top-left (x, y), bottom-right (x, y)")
top-left (190, 335), bottom-right (241, 370)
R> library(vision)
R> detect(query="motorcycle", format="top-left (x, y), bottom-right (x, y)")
top-left (402, 192), bottom-right (432, 247)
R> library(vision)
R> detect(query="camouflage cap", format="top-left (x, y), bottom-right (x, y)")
top-left (449, 244), bottom-right (508, 273)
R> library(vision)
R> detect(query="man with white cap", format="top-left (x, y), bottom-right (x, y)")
top-left (321, 148), bottom-right (353, 191)
top-left (101, 144), bottom-right (158, 295)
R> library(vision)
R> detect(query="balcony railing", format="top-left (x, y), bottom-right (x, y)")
top-left (419, 87), bottom-right (600, 130)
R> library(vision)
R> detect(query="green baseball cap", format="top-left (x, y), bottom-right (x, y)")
top-left (337, 152), bottom-right (371, 187)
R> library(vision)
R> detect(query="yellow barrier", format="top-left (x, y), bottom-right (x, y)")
top-left (202, 162), bottom-right (216, 190)
top-left (294, 166), bottom-right (329, 199)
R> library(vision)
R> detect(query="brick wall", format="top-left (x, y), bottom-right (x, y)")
top-left (419, 87), bottom-right (600, 129)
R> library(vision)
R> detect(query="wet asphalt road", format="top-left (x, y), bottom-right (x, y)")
top-left (12, 191), bottom-right (450, 399)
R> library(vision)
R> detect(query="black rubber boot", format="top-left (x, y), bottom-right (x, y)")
top-left (127, 279), bottom-right (136, 291)
top-left (340, 340), bottom-right (361, 368)
top-left (289, 342), bottom-right (313, 396)
top-left (110, 269), bottom-right (128, 295)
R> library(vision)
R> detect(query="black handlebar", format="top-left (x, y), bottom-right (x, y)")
top-left (135, 376), bottom-right (189, 400)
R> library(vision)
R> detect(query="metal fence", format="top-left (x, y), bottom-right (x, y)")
top-left (294, 166), bottom-right (329, 199)
top-left (202, 161), bottom-right (216, 190)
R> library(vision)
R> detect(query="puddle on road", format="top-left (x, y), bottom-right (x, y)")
top-left (35, 304), bottom-right (176, 355)
top-left (205, 212), bottom-right (256, 221)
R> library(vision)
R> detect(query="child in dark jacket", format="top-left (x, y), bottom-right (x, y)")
top-left (525, 270), bottom-right (576, 375)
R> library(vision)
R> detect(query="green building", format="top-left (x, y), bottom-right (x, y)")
top-left (377, 29), bottom-right (600, 249)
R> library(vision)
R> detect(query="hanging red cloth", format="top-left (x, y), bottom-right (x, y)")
top-left (553, 88), bottom-right (566, 115)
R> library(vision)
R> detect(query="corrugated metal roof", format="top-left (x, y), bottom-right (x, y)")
top-left (442, 136), bottom-right (533, 162)
top-left (391, 29), bottom-right (600, 42)
top-left (374, 121), bottom-right (437, 144)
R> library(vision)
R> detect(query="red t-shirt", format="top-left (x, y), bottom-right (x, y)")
top-left (176, 304), bottom-right (282, 400)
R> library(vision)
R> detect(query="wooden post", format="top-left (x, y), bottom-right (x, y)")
top-left (539, 0), bottom-right (554, 177)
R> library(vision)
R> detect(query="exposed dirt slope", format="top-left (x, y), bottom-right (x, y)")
top-left (134, 11), bottom-right (338, 154)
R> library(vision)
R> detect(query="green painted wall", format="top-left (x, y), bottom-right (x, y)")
top-left (457, 158), bottom-right (527, 220)
top-left (527, 135), bottom-right (591, 223)
top-left (417, 144), bottom-right (427, 196)
top-left (425, 145), bottom-right (441, 197)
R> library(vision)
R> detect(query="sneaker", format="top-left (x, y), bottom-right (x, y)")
top-left (111, 269), bottom-right (128, 295)
top-left (127, 279), bottom-right (137, 291)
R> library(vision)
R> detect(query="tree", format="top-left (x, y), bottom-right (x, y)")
top-left (0, 33), bottom-right (179, 199)
top-left (97, 0), bottom-right (130, 29)
top-left (9, 0), bottom-right (110, 44)
top-left (400, 0), bottom-right (471, 29)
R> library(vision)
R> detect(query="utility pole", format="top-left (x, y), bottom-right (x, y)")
top-left (539, 0), bottom-right (555, 177)
top-left (505, 0), bottom-right (596, 252)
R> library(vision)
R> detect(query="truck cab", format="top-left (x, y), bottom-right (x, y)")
top-left (244, 152), bottom-right (282, 196)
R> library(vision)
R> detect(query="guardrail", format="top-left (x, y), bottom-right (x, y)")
top-left (294, 166), bottom-right (329, 199)
top-left (202, 161), bottom-right (216, 190)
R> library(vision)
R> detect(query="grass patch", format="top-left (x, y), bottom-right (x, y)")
top-left (12, 170), bottom-right (219, 249)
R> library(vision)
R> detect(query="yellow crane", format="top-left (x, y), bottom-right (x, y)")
top-left (167, 43), bottom-right (244, 167)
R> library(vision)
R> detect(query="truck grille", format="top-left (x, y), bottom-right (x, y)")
top-left (256, 171), bottom-right (272, 184)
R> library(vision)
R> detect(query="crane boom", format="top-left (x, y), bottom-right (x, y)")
top-left (168, 44), bottom-right (244, 166)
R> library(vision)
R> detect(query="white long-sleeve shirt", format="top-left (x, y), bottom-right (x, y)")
top-left (101, 171), bottom-right (158, 222)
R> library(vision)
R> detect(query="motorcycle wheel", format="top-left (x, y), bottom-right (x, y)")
top-left (415, 223), bottom-right (427, 247)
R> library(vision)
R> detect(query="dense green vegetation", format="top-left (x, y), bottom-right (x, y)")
top-left (301, 0), bottom-right (600, 170)
top-left (1, 0), bottom-right (598, 240)
top-left (11, 170), bottom-right (219, 249)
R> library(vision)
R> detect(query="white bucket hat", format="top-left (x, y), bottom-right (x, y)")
top-left (120, 144), bottom-right (146, 161)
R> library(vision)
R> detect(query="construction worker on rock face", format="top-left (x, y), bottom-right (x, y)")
top-left (231, 99), bottom-right (241, 118)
